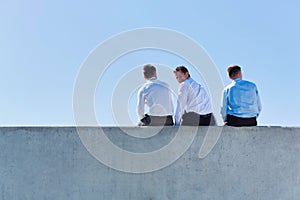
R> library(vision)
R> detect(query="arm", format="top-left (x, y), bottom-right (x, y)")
top-left (170, 88), bottom-right (175, 118)
top-left (220, 89), bottom-right (228, 122)
top-left (136, 89), bottom-right (145, 120)
top-left (174, 84), bottom-right (187, 125)
top-left (256, 88), bottom-right (262, 117)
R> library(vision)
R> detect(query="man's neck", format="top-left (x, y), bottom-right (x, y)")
top-left (147, 77), bottom-right (156, 80)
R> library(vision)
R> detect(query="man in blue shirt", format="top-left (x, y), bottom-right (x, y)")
top-left (221, 65), bottom-right (262, 126)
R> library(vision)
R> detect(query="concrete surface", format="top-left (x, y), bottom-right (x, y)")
top-left (0, 126), bottom-right (300, 200)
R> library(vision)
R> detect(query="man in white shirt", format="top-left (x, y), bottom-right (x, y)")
top-left (137, 64), bottom-right (174, 126)
top-left (173, 66), bottom-right (214, 126)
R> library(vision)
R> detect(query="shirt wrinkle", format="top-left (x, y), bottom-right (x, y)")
top-left (175, 78), bottom-right (212, 125)
top-left (137, 78), bottom-right (174, 120)
top-left (221, 78), bottom-right (262, 120)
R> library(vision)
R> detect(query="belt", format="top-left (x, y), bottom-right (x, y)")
top-left (200, 113), bottom-right (212, 117)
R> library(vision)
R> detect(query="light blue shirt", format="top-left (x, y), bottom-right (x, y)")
top-left (221, 78), bottom-right (262, 121)
top-left (175, 78), bottom-right (212, 125)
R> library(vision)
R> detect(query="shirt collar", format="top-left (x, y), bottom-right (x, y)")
top-left (148, 77), bottom-right (157, 81)
top-left (233, 78), bottom-right (242, 82)
top-left (184, 77), bottom-right (193, 83)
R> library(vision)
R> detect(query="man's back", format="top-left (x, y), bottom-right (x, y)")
top-left (222, 78), bottom-right (261, 119)
top-left (179, 78), bottom-right (212, 115)
top-left (137, 78), bottom-right (174, 118)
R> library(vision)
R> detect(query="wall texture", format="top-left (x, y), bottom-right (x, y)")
top-left (0, 127), bottom-right (300, 200)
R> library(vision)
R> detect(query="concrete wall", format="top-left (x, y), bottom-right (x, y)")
top-left (1, 127), bottom-right (300, 200)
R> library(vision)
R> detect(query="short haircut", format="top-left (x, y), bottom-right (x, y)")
top-left (227, 65), bottom-right (241, 78)
top-left (143, 64), bottom-right (156, 78)
top-left (174, 66), bottom-right (190, 77)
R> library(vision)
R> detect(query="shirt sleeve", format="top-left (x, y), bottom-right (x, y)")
top-left (220, 89), bottom-right (228, 122)
top-left (170, 88), bottom-right (175, 116)
top-left (136, 88), bottom-right (145, 120)
top-left (175, 83), bottom-right (187, 125)
top-left (256, 88), bottom-right (262, 117)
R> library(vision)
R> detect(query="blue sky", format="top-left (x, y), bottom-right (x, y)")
top-left (1, 0), bottom-right (299, 126)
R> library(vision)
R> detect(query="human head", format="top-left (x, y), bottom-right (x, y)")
top-left (173, 66), bottom-right (190, 83)
top-left (143, 64), bottom-right (157, 80)
top-left (227, 65), bottom-right (242, 80)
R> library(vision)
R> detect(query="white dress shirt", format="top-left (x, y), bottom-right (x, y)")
top-left (175, 77), bottom-right (212, 125)
top-left (137, 77), bottom-right (174, 119)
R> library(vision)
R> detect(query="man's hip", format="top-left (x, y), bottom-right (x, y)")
top-left (181, 112), bottom-right (215, 126)
top-left (139, 114), bottom-right (174, 126)
top-left (226, 114), bottom-right (257, 127)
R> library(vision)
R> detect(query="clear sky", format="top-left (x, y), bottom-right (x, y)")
top-left (1, 0), bottom-right (299, 126)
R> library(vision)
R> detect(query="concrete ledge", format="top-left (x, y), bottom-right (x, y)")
top-left (1, 127), bottom-right (300, 199)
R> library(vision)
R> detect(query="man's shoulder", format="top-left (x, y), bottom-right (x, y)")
top-left (240, 79), bottom-right (257, 88)
top-left (224, 82), bottom-right (235, 90)
top-left (179, 80), bottom-right (190, 89)
top-left (140, 79), bottom-right (170, 91)
top-left (138, 81), bottom-right (152, 92)
top-left (155, 79), bottom-right (170, 86)
top-left (227, 79), bottom-right (257, 87)
top-left (182, 77), bottom-right (197, 86)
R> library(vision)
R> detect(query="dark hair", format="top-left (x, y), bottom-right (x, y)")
top-left (174, 66), bottom-right (190, 77)
top-left (227, 65), bottom-right (241, 78)
top-left (143, 64), bottom-right (156, 78)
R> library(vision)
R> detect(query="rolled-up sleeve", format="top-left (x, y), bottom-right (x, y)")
top-left (136, 89), bottom-right (145, 120)
top-left (256, 88), bottom-right (262, 117)
top-left (175, 84), bottom-right (187, 125)
top-left (220, 89), bottom-right (228, 121)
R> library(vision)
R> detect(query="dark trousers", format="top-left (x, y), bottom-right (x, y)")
top-left (181, 112), bottom-right (215, 126)
top-left (226, 114), bottom-right (257, 127)
top-left (139, 114), bottom-right (174, 126)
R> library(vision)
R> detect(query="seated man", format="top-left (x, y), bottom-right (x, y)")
top-left (137, 64), bottom-right (174, 126)
top-left (173, 66), bottom-right (215, 126)
top-left (221, 65), bottom-right (262, 126)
